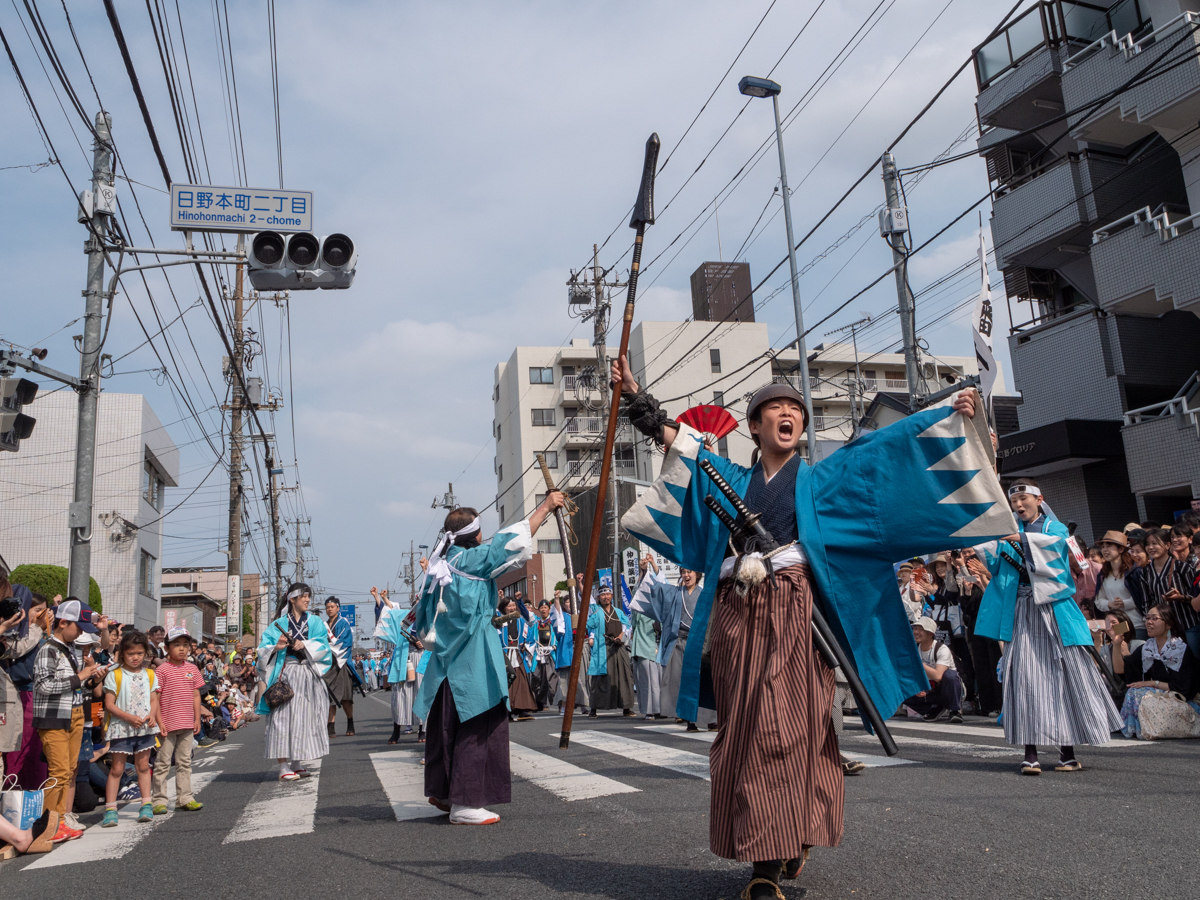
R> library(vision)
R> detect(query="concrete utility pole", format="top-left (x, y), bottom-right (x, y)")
top-left (68, 112), bottom-right (115, 603)
top-left (591, 245), bottom-right (623, 588)
top-left (402, 541), bottom-right (417, 603)
top-left (226, 235), bottom-right (246, 642)
top-left (880, 153), bottom-right (924, 409)
top-left (291, 517), bottom-right (311, 583)
top-left (266, 460), bottom-right (285, 631)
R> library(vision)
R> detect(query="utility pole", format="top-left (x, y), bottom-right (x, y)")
top-left (68, 112), bottom-right (115, 603)
top-left (291, 518), bottom-right (311, 583)
top-left (880, 153), bottom-right (924, 410)
top-left (591, 246), bottom-right (623, 588)
top-left (225, 235), bottom-right (246, 645)
top-left (402, 541), bottom-right (417, 603)
top-left (826, 314), bottom-right (871, 440)
top-left (266, 459), bottom-right (285, 633)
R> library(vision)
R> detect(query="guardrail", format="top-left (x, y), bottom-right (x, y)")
top-left (1093, 205), bottom-right (1200, 244)
top-left (1065, 10), bottom-right (1198, 69)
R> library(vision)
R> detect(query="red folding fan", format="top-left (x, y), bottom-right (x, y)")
top-left (675, 404), bottom-right (738, 443)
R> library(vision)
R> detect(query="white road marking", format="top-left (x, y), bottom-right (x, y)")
top-left (368, 749), bottom-right (444, 822)
top-left (25, 770), bottom-right (219, 868)
top-left (847, 753), bottom-right (918, 768)
top-left (509, 742), bottom-right (640, 801)
top-left (637, 724), bottom-right (716, 743)
top-left (223, 760), bottom-right (323, 843)
top-left (852, 720), bottom-right (1142, 749)
top-left (559, 730), bottom-right (711, 780)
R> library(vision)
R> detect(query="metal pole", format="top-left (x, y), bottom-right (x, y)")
top-left (881, 152), bottom-right (923, 409)
top-left (267, 457), bottom-right (284, 635)
top-left (68, 112), bottom-right (114, 603)
top-left (771, 93), bottom-right (819, 462)
top-left (227, 234), bottom-right (245, 643)
top-left (850, 320), bottom-right (864, 438)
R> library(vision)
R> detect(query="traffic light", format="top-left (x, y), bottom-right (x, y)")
top-left (247, 231), bottom-right (357, 291)
top-left (0, 376), bottom-right (37, 452)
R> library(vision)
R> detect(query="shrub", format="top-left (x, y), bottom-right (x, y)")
top-left (8, 564), bottom-right (102, 613)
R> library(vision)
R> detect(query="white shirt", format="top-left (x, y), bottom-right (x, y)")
top-left (1095, 573), bottom-right (1143, 628)
top-left (918, 640), bottom-right (956, 672)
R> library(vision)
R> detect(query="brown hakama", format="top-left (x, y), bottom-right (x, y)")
top-left (708, 562), bottom-right (843, 862)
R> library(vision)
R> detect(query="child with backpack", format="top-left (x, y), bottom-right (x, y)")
top-left (101, 632), bottom-right (161, 827)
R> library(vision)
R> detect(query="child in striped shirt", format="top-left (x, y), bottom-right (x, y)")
top-left (150, 627), bottom-right (204, 815)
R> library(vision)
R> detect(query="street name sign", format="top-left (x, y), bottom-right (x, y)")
top-left (170, 184), bottom-right (313, 233)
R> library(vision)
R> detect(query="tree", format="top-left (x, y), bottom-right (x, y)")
top-left (9, 564), bottom-right (103, 613)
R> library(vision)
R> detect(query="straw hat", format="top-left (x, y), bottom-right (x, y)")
top-left (1096, 530), bottom-right (1128, 549)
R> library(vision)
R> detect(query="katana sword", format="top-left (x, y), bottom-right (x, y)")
top-left (561, 133), bottom-right (660, 751)
top-left (699, 459), bottom-right (899, 756)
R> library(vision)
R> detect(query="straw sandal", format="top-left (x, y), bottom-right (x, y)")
top-left (740, 877), bottom-right (786, 900)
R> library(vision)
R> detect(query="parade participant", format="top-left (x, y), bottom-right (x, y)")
top-left (323, 596), bottom-right (357, 738)
top-left (975, 481), bottom-right (1122, 775)
top-left (497, 597), bottom-right (538, 721)
top-left (586, 585), bottom-right (634, 717)
top-left (550, 592), bottom-right (587, 714)
top-left (415, 491), bottom-right (565, 825)
top-left (613, 353), bottom-right (1015, 900)
top-left (529, 600), bottom-right (559, 711)
top-left (630, 556), bottom-right (711, 731)
top-left (376, 605), bottom-right (425, 744)
top-left (630, 601), bottom-right (661, 720)
top-left (255, 583), bottom-right (336, 781)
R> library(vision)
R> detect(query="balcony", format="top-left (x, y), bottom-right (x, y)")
top-left (566, 457), bottom-right (635, 479)
top-left (563, 416), bottom-right (631, 444)
top-left (1122, 376), bottom-right (1200, 498)
top-left (1091, 205), bottom-right (1200, 314)
top-left (771, 374), bottom-right (821, 393)
top-left (812, 415), bottom-right (852, 433)
top-left (991, 147), bottom-right (1177, 268)
top-left (1063, 11), bottom-right (1198, 146)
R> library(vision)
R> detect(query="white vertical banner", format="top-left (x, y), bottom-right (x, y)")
top-left (973, 229), bottom-right (998, 414)
top-left (227, 575), bottom-right (241, 634)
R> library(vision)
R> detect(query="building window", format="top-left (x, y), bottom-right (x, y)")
top-left (713, 390), bottom-right (724, 407)
top-left (143, 460), bottom-right (164, 510)
top-left (538, 451), bottom-right (558, 469)
top-left (535, 493), bottom-right (546, 508)
top-left (538, 538), bottom-right (563, 554)
top-left (529, 367), bottom-right (554, 384)
top-left (531, 409), bottom-right (555, 426)
top-left (139, 550), bottom-right (156, 598)
top-left (710, 349), bottom-right (722, 373)
top-left (498, 464), bottom-right (503, 483)
top-left (493, 384), bottom-right (499, 402)
top-left (560, 366), bottom-right (575, 377)
top-left (717, 436), bottom-right (729, 458)
top-left (496, 422), bottom-right (501, 441)
top-left (499, 505), bottom-right (505, 523)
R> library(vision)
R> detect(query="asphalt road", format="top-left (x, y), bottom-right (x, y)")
top-left (2, 693), bottom-right (1196, 900)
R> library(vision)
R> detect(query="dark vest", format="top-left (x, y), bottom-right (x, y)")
top-left (740, 453), bottom-right (801, 545)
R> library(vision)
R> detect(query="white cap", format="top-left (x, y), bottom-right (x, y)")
top-left (74, 630), bottom-right (100, 646)
top-left (914, 616), bottom-right (938, 635)
top-left (166, 625), bottom-right (192, 644)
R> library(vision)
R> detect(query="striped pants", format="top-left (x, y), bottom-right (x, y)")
top-left (263, 660), bottom-right (331, 761)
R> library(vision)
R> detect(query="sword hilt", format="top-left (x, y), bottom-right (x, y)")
top-left (699, 459), bottom-right (777, 553)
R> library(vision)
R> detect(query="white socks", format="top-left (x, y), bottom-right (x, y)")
top-left (279, 762), bottom-right (294, 777)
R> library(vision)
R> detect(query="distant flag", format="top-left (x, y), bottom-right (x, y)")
top-left (619, 574), bottom-right (633, 617)
top-left (973, 228), bottom-right (998, 416)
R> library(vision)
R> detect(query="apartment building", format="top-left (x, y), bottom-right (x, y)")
top-left (973, 0), bottom-right (1200, 537)
top-left (161, 567), bottom-right (268, 642)
top-left (0, 392), bottom-right (179, 628)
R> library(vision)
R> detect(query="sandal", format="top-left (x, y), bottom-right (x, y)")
top-left (280, 772), bottom-right (301, 781)
top-left (1054, 759), bottom-right (1082, 772)
top-left (1020, 761), bottom-right (1041, 776)
top-left (783, 847), bottom-right (811, 879)
top-left (740, 877), bottom-right (786, 900)
top-left (26, 810), bottom-right (60, 854)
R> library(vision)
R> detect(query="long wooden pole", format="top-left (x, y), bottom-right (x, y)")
top-left (536, 453), bottom-right (577, 615)
top-left (561, 134), bottom-right (659, 750)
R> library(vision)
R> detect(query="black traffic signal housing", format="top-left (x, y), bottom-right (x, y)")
top-left (0, 376), bottom-right (37, 452)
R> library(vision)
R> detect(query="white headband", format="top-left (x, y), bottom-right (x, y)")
top-left (287, 588), bottom-right (307, 600)
top-left (423, 516), bottom-right (482, 590)
top-left (1008, 484), bottom-right (1040, 498)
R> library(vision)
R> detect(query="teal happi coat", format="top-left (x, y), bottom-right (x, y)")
top-left (373, 606), bottom-right (431, 683)
top-left (621, 404), bottom-right (1016, 723)
top-left (254, 612), bottom-right (335, 715)
top-left (974, 515), bottom-right (1091, 646)
top-left (413, 522), bottom-right (533, 722)
top-left (586, 605), bottom-right (630, 676)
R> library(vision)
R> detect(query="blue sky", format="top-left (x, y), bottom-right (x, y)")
top-left (0, 0), bottom-right (1018, 614)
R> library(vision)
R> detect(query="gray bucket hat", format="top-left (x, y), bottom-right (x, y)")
top-left (746, 382), bottom-right (810, 425)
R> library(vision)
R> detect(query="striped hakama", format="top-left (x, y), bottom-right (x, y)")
top-left (391, 650), bottom-right (424, 728)
top-left (1002, 584), bottom-right (1122, 746)
top-left (264, 658), bottom-right (331, 761)
top-left (709, 563), bottom-right (842, 861)
top-left (633, 657), bottom-right (661, 716)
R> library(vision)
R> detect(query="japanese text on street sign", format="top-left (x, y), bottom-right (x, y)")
top-left (342, 605), bottom-right (356, 627)
top-left (169, 184), bottom-right (313, 233)
top-left (216, 615), bottom-right (227, 634)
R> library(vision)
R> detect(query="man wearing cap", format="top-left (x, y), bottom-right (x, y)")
top-left (32, 598), bottom-right (104, 843)
top-left (586, 584), bottom-right (634, 718)
top-left (902, 616), bottom-right (964, 724)
top-left (974, 479), bottom-right (1122, 775)
top-left (612, 354), bottom-right (1015, 899)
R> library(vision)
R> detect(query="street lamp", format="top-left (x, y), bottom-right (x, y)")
top-left (737, 75), bottom-right (819, 461)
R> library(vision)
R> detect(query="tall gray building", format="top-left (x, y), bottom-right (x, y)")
top-left (974, 0), bottom-right (1200, 539)
top-left (690, 261), bottom-right (755, 323)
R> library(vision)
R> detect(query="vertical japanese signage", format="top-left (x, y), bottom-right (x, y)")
top-left (227, 575), bottom-right (241, 634)
top-left (169, 184), bottom-right (313, 233)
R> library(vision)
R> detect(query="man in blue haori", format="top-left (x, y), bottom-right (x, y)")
top-left (611, 355), bottom-right (1016, 899)
top-left (974, 478), bottom-right (1121, 775)
top-left (585, 585), bottom-right (634, 717)
top-left (412, 491), bottom-right (565, 826)
top-left (323, 596), bottom-right (357, 737)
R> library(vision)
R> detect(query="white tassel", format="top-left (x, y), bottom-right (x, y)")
top-left (423, 626), bottom-right (438, 644)
top-left (436, 598), bottom-right (448, 614)
top-left (736, 554), bottom-right (768, 588)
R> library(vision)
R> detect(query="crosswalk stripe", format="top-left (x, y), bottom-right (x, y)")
top-left (846, 732), bottom-right (1019, 759)
top-left (223, 760), bottom-right (323, 843)
top-left (24, 770), bottom-right (220, 869)
top-left (637, 724), bottom-right (715, 743)
top-left (509, 742), bottom-right (640, 801)
top-left (881, 719), bottom-right (1142, 748)
top-left (561, 730), bottom-right (712, 780)
top-left (847, 753), bottom-right (918, 768)
top-left (369, 749), bottom-right (445, 821)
